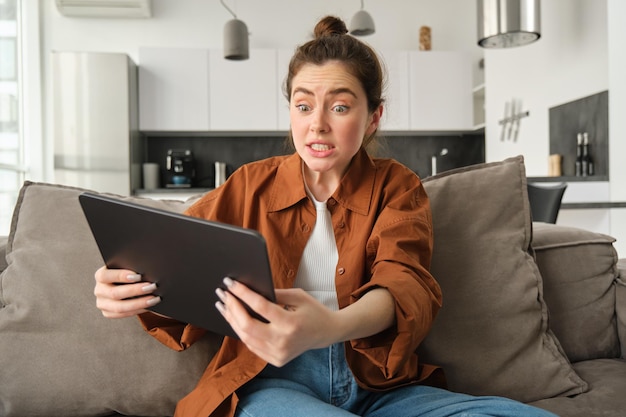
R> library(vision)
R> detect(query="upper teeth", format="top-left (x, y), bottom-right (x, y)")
top-left (311, 144), bottom-right (331, 151)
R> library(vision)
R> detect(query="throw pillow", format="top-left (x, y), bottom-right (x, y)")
top-left (0, 236), bottom-right (7, 272)
top-left (419, 156), bottom-right (588, 403)
top-left (0, 182), bottom-right (221, 417)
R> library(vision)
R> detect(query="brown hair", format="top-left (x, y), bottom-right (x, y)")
top-left (283, 15), bottom-right (386, 153)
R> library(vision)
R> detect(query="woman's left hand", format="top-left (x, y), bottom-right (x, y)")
top-left (215, 278), bottom-right (339, 367)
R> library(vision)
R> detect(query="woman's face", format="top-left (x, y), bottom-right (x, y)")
top-left (289, 61), bottom-right (382, 181)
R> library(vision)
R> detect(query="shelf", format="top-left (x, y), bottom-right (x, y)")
top-left (472, 83), bottom-right (485, 128)
top-left (472, 123), bottom-right (485, 131)
top-left (472, 83), bottom-right (485, 97)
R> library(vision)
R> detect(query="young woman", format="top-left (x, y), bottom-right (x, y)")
top-left (94, 15), bottom-right (557, 417)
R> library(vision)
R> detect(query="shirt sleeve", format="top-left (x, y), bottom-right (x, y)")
top-left (348, 174), bottom-right (443, 389)
top-left (137, 312), bottom-right (208, 351)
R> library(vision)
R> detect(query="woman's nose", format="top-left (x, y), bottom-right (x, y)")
top-left (310, 110), bottom-right (329, 133)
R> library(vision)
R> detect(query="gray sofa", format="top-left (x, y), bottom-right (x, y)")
top-left (1, 156), bottom-right (625, 417)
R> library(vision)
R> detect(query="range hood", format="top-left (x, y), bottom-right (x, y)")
top-left (477, 0), bottom-right (541, 48)
top-left (55, 0), bottom-right (152, 18)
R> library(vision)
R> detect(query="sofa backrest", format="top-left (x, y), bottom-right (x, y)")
top-left (0, 182), bottom-right (220, 417)
top-left (616, 260), bottom-right (626, 359)
top-left (531, 222), bottom-right (621, 362)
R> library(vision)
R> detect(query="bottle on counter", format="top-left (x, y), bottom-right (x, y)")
top-left (582, 132), bottom-right (594, 177)
top-left (575, 133), bottom-right (583, 177)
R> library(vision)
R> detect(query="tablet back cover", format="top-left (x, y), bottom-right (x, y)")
top-left (79, 192), bottom-right (275, 338)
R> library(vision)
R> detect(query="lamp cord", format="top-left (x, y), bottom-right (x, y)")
top-left (220, 0), bottom-right (237, 19)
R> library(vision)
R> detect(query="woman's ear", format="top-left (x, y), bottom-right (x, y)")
top-left (366, 105), bottom-right (384, 136)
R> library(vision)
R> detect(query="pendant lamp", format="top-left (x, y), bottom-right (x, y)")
top-left (220, 0), bottom-right (249, 60)
top-left (349, 0), bottom-right (375, 36)
top-left (477, 0), bottom-right (541, 48)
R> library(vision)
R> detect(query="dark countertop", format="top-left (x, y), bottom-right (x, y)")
top-left (528, 176), bottom-right (609, 182)
top-left (561, 202), bottom-right (626, 209)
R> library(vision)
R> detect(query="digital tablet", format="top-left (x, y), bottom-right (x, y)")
top-left (78, 192), bottom-right (275, 339)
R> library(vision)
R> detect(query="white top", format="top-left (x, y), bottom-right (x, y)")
top-left (293, 191), bottom-right (340, 311)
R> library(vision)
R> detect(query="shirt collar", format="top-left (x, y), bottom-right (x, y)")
top-left (267, 148), bottom-right (375, 216)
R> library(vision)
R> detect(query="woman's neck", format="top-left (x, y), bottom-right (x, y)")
top-left (303, 165), bottom-right (340, 202)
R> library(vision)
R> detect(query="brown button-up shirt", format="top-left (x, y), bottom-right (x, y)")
top-left (138, 148), bottom-right (442, 417)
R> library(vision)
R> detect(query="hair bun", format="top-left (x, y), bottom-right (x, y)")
top-left (313, 16), bottom-right (348, 38)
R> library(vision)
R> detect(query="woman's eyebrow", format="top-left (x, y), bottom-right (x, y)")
top-left (292, 87), bottom-right (313, 96)
top-left (329, 88), bottom-right (357, 98)
top-left (292, 86), bottom-right (357, 98)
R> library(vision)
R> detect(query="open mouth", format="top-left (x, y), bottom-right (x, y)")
top-left (309, 143), bottom-right (333, 151)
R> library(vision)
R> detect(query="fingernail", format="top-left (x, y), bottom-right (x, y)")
top-left (216, 287), bottom-right (226, 301)
top-left (142, 283), bottom-right (157, 292)
top-left (223, 277), bottom-right (234, 288)
top-left (127, 273), bottom-right (142, 282)
top-left (146, 296), bottom-right (161, 307)
top-left (215, 301), bottom-right (225, 314)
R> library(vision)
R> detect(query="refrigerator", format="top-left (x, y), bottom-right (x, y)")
top-left (52, 51), bottom-right (142, 196)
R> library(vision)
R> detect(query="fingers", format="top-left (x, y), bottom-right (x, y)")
top-left (93, 266), bottom-right (161, 319)
top-left (96, 291), bottom-right (160, 319)
top-left (217, 278), bottom-right (286, 324)
top-left (216, 280), bottom-right (335, 367)
top-left (215, 278), bottom-right (277, 335)
top-left (94, 265), bottom-right (143, 284)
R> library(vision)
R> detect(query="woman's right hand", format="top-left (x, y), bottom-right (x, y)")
top-left (94, 266), bottom-right (162, 319)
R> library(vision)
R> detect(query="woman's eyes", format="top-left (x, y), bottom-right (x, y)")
top-left (294, 104), bottom-right (349, 113)
top-left (295, 104), bottom-right (310, 112)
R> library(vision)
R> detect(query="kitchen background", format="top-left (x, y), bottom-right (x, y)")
top-left (6, 0), bottom-right (626, 255)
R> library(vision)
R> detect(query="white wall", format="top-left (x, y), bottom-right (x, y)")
top-left (483, 0), bottom-right (625, 257)
top-left (42, 0), bottom-right (482, 78)
top-left (607, 0), bottom-right (626, 258)
top-left (484, 0), bottom-right (608, 175)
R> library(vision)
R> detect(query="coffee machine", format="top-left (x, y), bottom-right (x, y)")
top-left (165, 149), bottom-right (196, 187)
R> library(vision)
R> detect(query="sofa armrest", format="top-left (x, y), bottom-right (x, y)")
top-left (616, 259), bottom-right (626, 359)
top-left (0, 235), bottom-right (8, 274)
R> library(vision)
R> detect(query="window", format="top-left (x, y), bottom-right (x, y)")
top-left (0, 0), bottom-right (24, 234)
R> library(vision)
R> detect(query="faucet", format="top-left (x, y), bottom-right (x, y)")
top-left (431, 148), bottom-right (448, 176)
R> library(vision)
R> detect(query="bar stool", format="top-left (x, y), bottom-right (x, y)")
top-left (527, 182), bottom-right (568, 223)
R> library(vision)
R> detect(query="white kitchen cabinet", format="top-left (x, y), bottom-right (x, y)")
top-left (138, 48), bottom-right (474, 133)
top-left (378, 50), bottom-right (410, 131)
top-left (138, 47), bottom-right (210, 131)
top-left (209, 49), bottom-right (278, 131)
top-left (408, 51), bottom-right (473, 131)
top-left (277, 49), bottom-right (292, 131)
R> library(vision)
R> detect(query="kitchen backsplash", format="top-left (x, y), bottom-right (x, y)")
top-left (142, 133), bottom-right (485, 190)
top-left (549, 90), bottom-right (608, 178)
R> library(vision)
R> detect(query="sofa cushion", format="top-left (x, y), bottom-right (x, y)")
top-left (0, 182), bottom-right (221, 417)
top-left (529, 358), bottom-right (626, 417)
top-left (419, 156), bottom-right (587, 403)
top-left (531, 223), bottom-right (620, 362)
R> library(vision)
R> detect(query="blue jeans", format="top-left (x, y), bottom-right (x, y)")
top-left (235, 343), bottom-right (558, 417)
